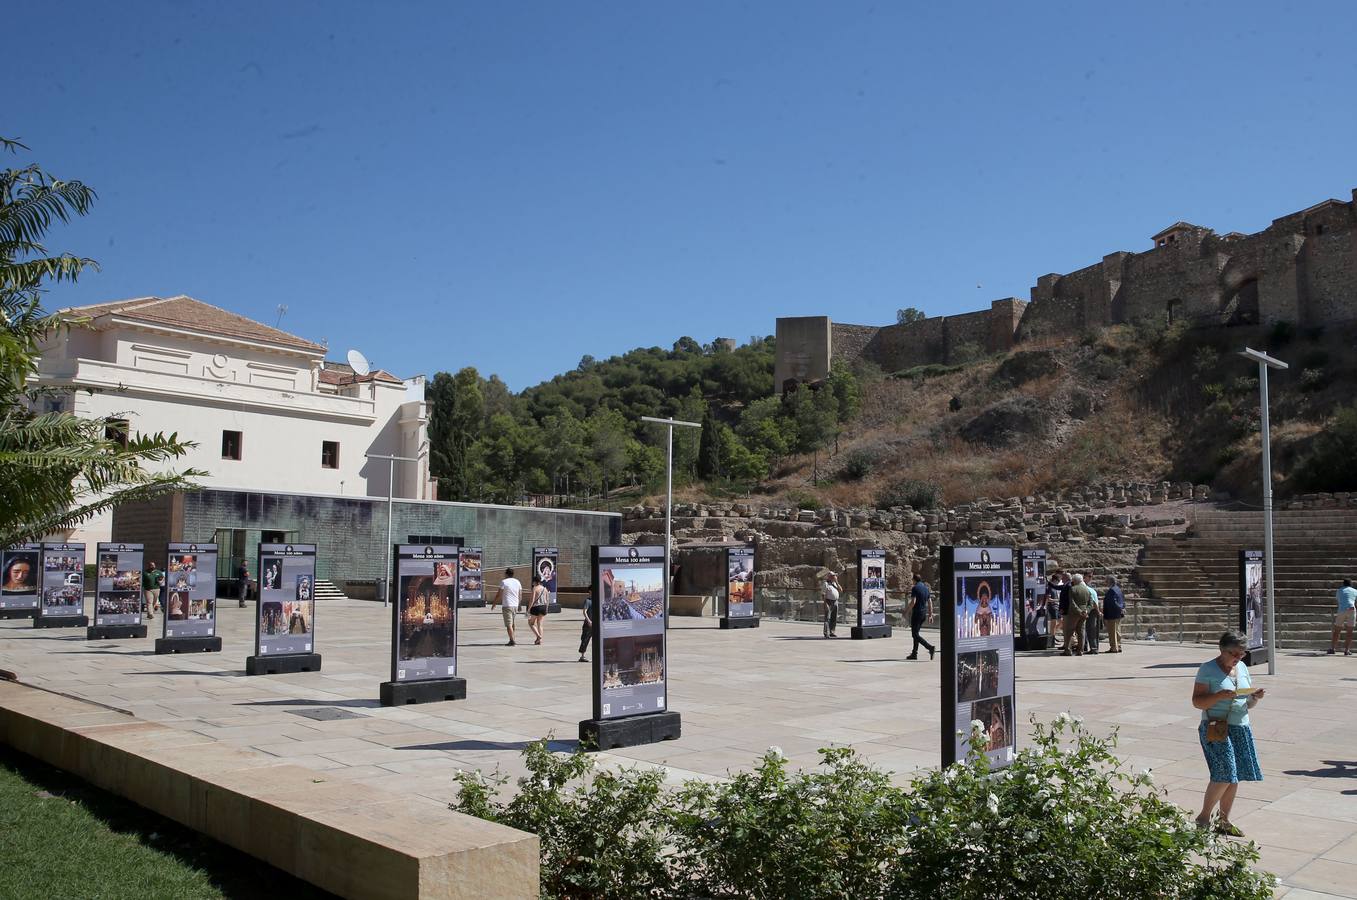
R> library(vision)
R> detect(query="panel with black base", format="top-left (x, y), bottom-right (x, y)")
top-left (87, 542), bottom-right (147, 640)
top-left (852, 547), bottom-right (892, 639)
top-left (533, 547), bottom-right (561, 613)
top-left (1239, 549), bottom-right (1267, 669)
top-left (579, 545), bottom-right (680, 751)
top-left (380, 543), bottom-right (466, 705)
top-left (155, 542), bottom-right (222, 653)
top-left (0, 543), bottom-right (41, 620)
top-left (941, 546), bottom-right (1017, 769)
top-left (1014, 549), bottom-right (1052, 651)
top-left (456, 546), bottom-right (485, 608)
top-left (33, 543), bottom-right (88, 628)
top-left (245, 543), bottom-right (320, 674)
top-left (719, 544), bottom-right (759, 629)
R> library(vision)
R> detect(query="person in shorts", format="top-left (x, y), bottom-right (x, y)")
top-left (496, 568), bottom-right (522, 647)
top-left (1330, 579), bottom-right (1356, 656)
top-left (821, 571), bottom-right (840, 638)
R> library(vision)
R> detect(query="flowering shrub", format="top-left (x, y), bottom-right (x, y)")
top-left (451, 717), bottom-right (1274, 899)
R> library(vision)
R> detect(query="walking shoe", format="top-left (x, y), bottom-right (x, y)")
top-left (506, 640), bottom-right (516, 647)
top-left (929, 646), bottom-right (935, 660)
top-left (905, 654), bottom-right (918, 660)
top-left (1328, 648), bottom-right (1336, 654)
top-left (578, 655), bottom-right (587, 662)
top-left (1061, 650), bottom-right (1072, 656)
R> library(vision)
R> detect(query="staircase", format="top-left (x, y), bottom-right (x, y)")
top-left (314, 579), bottom-right (351, 602)
top-left (1131, 509), bottom-right (1357, 649)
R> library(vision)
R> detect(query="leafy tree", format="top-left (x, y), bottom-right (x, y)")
top-left (0, 138), bottom-right (203, 545)
top-left (697, 404), bottom-right (722, 480)
top-left (1295, 405), bottom-right (1357, 491)
top-left (896, 307), bottom-right (927, 325)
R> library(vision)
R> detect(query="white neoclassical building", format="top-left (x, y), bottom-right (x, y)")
top-left (34, 295), bottom-right (432, 544)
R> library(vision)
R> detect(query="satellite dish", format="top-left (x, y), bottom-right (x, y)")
top-left (346, 349), bottom-right (371, 376)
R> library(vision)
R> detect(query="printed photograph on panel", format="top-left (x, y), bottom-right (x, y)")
top-left (98, 554), bottom-right (119, 578)
top-left (972, 696), bottom-right (1015, 754)
top-left (600, 566), bottom-right (665, 620)
top-left (285, 575), bottom-right (313, 634)
top-left (1244, 561), bottom-right (1264, 650)
top-left (261, 557), bottom-right (282, 591)
top-left (96, 592), bottom-right (141, 616)
top-left (955, 575), bottom-right (1013, 640)
top-left (261, 601), bottom-right (285, 635)
top-left (602, 634), bottom-right (665, 691)
top-left (3, 551), bottom-right (39, 593)
top-left (167, 590), bottom-right (190, 620)
top-left (398, 575), bottom-right (454, 660)
top-left (537, 555), bottom-right (557, 596)
top-left (957, 650), bottom-right (1001, 702)
top-left (728, 553), bottom-right (754, 603)
top-left (433, 561), bottom-right (457, 586)
top-left (169, 553), bottom-right (198, 574)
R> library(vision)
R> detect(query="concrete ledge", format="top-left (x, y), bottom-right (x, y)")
top-left (0, 681), bottom-right (539, 899)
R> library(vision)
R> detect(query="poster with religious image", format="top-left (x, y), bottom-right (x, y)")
top-left (593, 545), bottom-right (667, 721)
top-left (1, 544), bottom-right (41, 610)
top-left (1240, 549), bottom-right (1266, 657)
top-left (726, 545), bottom-right (755, 617)
top-left (858, 548), bottom-right (887, 628)
top-left (38, 543), bottom-right (85, 619)
top-left (457, 547), bottom-right (483, 602)
top-left (163, 543), bottom-right (218, 639)
top-left (942, 546), bottom-right (1016, 769)
top-left (94, 542), bottom-right (144, 627)
top-left (391, 544), bottom-right (459, 682)
top-left (533, 547), bottom-right (558, 610)
top-left (1020, 548), bottom-right (1049, 639)
top-left (254, 543), bottom-right (317, 656)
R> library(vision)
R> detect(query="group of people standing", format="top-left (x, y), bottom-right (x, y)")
top-left (1043, 570), bottom-right (1126, 655)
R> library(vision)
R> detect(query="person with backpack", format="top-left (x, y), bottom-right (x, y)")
top-left (821, 571), bottom-right (841, 638)
top-left (1104, 575), bottom-right (1126, 653)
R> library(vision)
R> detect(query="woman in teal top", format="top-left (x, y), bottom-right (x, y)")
top-left (1191, 630), bottom-right (1266, 836)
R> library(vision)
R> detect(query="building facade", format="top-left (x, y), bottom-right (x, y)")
top-left (776, 187), bottom-right (1357, 386)
top-left (34, 295), bottom-right (432, 544)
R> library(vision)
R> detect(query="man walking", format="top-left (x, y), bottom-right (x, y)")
top-left (142, 561), bottom-right (163, 619)
top-left (237, 559), bottom-right (251, 608)
top-left (1063, 574), bottom-right (1092, 656)
top-left (821, 571), bottom-right (840, 638)
top-left (905, 574), bottom-right (935, 660)
top-left (496, 568), bottom-right (522, 647)
top-left (1329, 578), bottom-right (1356, 656)
top-left (1103, 575), bottom-right (1126, 653)
top-left (578, 593), bottom-right (595, 663)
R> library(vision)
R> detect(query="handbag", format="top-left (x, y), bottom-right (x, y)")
top-left (1206, 717), bottom-right (1229, 743)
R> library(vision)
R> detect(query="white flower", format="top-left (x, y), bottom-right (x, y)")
top-left (1072, 715), bottom-right (1085, 726)
top-left (768, 746), bottom-right (784, 760)
top-left (971, 719), bottom-right (986, 733)
top-left (987, 792), bottom-right (999, 815)
top-left (1063, 812), bottom-right (1076, 826)
top-left (1044, 798), bottom-right (1057, 812)
top-left (1024, 829), bottom-right (1039, 841)
top-left (1054, 712), bottom-right (1072, 726)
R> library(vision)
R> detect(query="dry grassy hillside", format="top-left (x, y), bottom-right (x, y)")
top-left (716, 318), bottom-right (1357, 510)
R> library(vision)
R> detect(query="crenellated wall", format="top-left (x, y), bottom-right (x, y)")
top-left (780, 188), bottom-right (1357, 386)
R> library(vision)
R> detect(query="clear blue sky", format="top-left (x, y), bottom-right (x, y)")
top-left (10, 1), bottom-right (1356, 390)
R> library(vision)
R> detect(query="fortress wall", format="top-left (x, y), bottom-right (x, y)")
top-left (869, 317), bottom-right (947, 370)
top-left (830, 323), bottom-right (879, 370)
top-left (942, 309), bottom-right (993, 357)
top-left (1303, 229), bottom-right (1357, 325)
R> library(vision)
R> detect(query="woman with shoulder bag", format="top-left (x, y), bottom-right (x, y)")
top-left (1191, 630), bottom-right (1266, 836)
top-left (527, 574), bottom-right (549, 645)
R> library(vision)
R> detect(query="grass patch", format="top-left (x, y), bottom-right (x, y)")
top-left (0, 747), bottom-right (335, 900)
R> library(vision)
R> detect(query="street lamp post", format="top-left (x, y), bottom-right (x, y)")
top-left (366, 453), bottom-right (419, 607)
top-left (1239, 347), bottom-right (1288, 676)
top-left (641, 416), bottom-right (702, 627)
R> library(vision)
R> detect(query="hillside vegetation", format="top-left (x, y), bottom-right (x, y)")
top-left (426, 320), bottom-right (1357, 509)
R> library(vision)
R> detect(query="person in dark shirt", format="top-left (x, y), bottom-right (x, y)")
top-left (578, 593), bottom-right (595, 662)
top-left (1103, 576), bottom-right (1126, 652)
top-left (905, 575), bottom-right (936, 660)
top-left (237, 560), bottom-right (250, 607)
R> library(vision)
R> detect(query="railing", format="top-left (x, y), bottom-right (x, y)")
top-left (1126, 597), bottom-right (1188, 643)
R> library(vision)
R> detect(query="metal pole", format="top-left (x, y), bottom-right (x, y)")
top-left (665, 423), bottom-right (673, 629)
top-left (386, 456), bottom-right (394, 608)
top-left (1259, 360), bottom-right (1277, 675)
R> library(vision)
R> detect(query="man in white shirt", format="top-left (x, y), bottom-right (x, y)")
top-left (496, 568), bottom-right (522, 647)
top-left (821, 571), bottom-right (841, 638)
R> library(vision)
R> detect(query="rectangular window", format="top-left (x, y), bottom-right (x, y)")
top-left (222, 430), bottom-right (243, 460)
top-left (321, 440), bottom-right (339, 469)
top-left (104, 418), bottom-right (130, 448)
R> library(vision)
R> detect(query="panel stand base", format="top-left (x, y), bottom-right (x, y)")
top-left (380, 677), bottom-right (467, 706)
top-left (1014, 635), bottom-right (1055, 651)
top-left (851, 625), bottom-right (893, 639)
top-left (87, 624), bottom-right (147, 640)
top-left (155, 636), bottom-right (222, 654)
top-left (579, 711), bottom-right (681, 751)
top-left (245, 653), bottom-right (322, 675)
top-left (720, 616), bottom-right (760, 629)
top-left (1244, 648), bottom-right (1269, 669)
top-left (34, 615), bottom-right (88, 629)
top-left (0, 609), bottom-right (37, 620)
top-left (456, 599), bottom-right (486, 608)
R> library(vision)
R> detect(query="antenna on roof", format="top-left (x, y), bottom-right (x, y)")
top-left (346, 349), bottom-right (371, 376)
top-left (275, 304), bottom-right (288, 327)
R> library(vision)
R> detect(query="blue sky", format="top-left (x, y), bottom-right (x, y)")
top-left (10, 1), bottom-right (1356, 389)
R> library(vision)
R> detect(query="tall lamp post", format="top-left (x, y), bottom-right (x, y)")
top-left (1239, 347), bottom-right (1287, 676)
top-left (641, 416), bottom-right (702, 627)
top-left (366, 453), bottom-right (419, 607)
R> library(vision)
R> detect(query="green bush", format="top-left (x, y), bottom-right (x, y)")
top-left (1295, 405), bottom-right (1357, 491)
top-left (1299, 368), bottom-right (1329, 392)
top-left (892, 363), bottom-right (963, 381)
top-left (875, 477), bottom-right (941, 510)
top-left (1268, 319), bottom-right (1295, 349)
top-left (784, 489), bottom-right (820, 510)
top-left (451, 718), bottom-right (1275, 900)
top-left (837, 448), bottom-right (877, 481)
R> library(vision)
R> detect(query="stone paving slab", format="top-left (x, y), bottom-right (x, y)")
top-left (3, 598), bottom-right (1356, 897)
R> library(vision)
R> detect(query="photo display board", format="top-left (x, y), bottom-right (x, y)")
top-left (533, 547), bottom-right (558, 607)
top-left (942, 546), bottom-right (1016, 768)
top-left (1240, 549), bottom-right (1265, 655)
top-left (593, 545), bottom-right (667, 721)
top-left (392, 543), bottom-right (459, 682)
top-left (858, 548), bottom-right (887, 628)
top-left (458, 547), bottom-right (484, 603)
top-left (1, 543), bottom-right (41, 611)
top-left (255, 543), bottom-right (317, 657)
top-left (726, 545), bottom-right (755, 617)
top-left (40, 543), bottom-right (86, 618)
top-left (94, 543), bottom-right (144, 627)
top-left (1020, 549), bottom-right (1049, 640)
top-left (164, 543), bottom-right (218, 639)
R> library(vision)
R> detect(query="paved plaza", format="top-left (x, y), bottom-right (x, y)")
top-left (2, 601), bottom-right (1355, 898)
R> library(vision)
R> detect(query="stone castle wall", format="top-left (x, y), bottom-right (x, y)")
top-left (781, 188), bottom-right (1357, 383)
